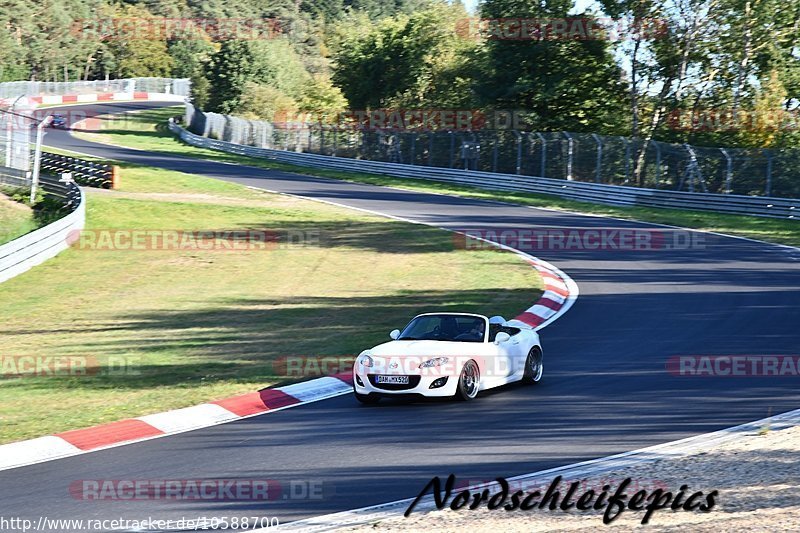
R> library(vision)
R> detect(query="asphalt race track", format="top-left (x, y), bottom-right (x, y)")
top-left (2, 101), bottom-right (799, 530)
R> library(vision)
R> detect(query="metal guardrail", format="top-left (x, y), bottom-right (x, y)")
top-left (38, 175), bottom-right (84, 208)
top-left (0, 179), bottom-right (85, 284)
top-left (184, 103), bottom-right (800, 199)
top-left (169, 120), bottom-right (799, 219)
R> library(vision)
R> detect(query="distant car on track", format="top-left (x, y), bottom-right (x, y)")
top-left (49, 114), bottom-right (67, 129)
top-left (353, 312), bottom-right (543, 404)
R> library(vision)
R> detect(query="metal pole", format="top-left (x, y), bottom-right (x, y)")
top-left (619, 136), bottom-right (630, 183)
top-left (4, 114), bottom-right (11, 168)
top-left (30, 115), bottom-right (52, 203)
top-left (534, 132), bottom-right (546, 177)
top-left (683, 143), bottom-right (706, 193)
top-left (449, 131), bottom-right (455, 168)
top-left (591, 133), bottom-right (602, 183)
top-left (719, 148), bottom-right (733, 193)
top-left (764, 149), bottom-right (773, 196)
top-left (513, 131), bottom-right (522, 175)
top-left (652, 141), bottom-right (662, 188)
top-left (562, 132), bottom-right (574, 180)
top-left (5, 95), bottom-right (25, 168)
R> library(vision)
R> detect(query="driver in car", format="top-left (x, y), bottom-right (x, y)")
top-left (465, 321), bottom-right (484, 340)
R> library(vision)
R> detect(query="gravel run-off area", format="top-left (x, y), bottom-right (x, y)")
top-left (347, 422), bottom-right (800, 532)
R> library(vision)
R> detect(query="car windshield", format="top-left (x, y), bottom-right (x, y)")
top-left (398, 315), bottom-right (486, 342)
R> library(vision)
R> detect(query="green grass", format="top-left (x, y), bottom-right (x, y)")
top-left (74, 106), bottom-right (800, 248)
top-left (0, 140), bottom-right (543, 443)
top-left (0, 191), bottom-right (37, 245)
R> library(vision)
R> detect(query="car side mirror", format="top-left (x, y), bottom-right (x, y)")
top-left (494, 332), bottom-right (511, 345)
top-left (390, 329), bottom-right (400, 340)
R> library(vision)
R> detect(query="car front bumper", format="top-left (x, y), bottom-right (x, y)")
top-left (353, 369), bottom-right (459, 397)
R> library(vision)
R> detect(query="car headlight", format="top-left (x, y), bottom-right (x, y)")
top-left (419, 357), bottom-right (449, 368)
top-left (358, 354), bottom-right (374, 368)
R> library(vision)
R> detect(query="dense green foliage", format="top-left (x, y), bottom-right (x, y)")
top-left (2, 0), bottom-right (798, 148)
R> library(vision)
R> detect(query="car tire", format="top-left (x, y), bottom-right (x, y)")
top-left (354, 390), bottom-right (380, 405)
top-left (454, 359), bottom-right (480, 401)
top-left (522, 346), bottom-right (543, 384)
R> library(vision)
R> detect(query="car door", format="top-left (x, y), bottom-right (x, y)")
top-left (496, 327), bottom-right (527, 377)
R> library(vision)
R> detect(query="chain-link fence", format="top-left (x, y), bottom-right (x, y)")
top-left (0, 78), bottom-right (190, 99)
top-left (184, 104), bottom-right (800, 199)
top-left (0, 107), bottom-right (35, 188)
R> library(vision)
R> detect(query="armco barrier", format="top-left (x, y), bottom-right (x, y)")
top-left (168, 121), bottom-right (799, 219)
top-left (0, 180), bottom-right (85, 284)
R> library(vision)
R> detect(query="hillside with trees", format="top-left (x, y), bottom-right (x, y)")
top-left (1, 0), bottom-right (798, 149)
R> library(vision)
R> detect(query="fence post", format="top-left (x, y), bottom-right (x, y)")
top-left (562, 132), bottom-right (574, 180)
top-left (491, 137), bottom-right (499, 173)
top-left (513, 131), bottom-right (522, 175)
top-left (448, 131), bottom-right (455, 168)
top-left (5, 95), bottom-right (26, 169)
top-left (682, 143), bottom-right (706, 193)
top-left (652, 140), bottom-right (662, 189)
top-left (4, 115), bottom-right (10, 168)
top-left (591, 133), bottom-right (602, 183)
top-left (719, 148), bottom-right (733, 193)
top-left (30, 116), bottom-right (52, 203)
top-left (619, 136), bottom-right (630, 183)
top-left (534, 132), bottom-right (546, 178)
top-left (764, 149), bottom-right (773, 196)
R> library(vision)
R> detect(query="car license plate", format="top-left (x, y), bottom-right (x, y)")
top-left (376, 375), bottom-right (409, 384)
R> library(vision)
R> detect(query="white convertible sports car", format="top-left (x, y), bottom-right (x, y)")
top-left (353, 313), bottom-right (543, 403)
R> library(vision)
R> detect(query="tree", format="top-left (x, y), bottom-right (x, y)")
top-left (237, 82), bottom-right (299, 121)
top-left (92, 4), bottom-right (175, 78)
top-left (474, 0), bottom-right (629, 133)
top-left (206, 40), bottom-right (254, 113)
top-left (332, 2), bottom-right (477, 109)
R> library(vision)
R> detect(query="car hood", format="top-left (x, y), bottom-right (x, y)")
top-left (368, 340), bottom-right (483, 357)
